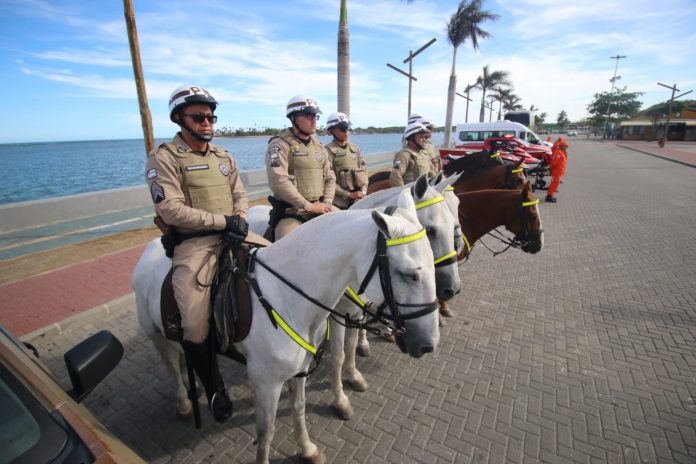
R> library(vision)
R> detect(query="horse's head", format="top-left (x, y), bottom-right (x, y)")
top-left (431, 171), bottom-right (466, 255)
top-left (509, 182), bottom-right (544, 254)
top-left (370, 201), bottom-right (439, 358)
top-left (411, 175), bottom-right (461, 301)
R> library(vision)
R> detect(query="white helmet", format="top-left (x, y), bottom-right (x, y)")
top-left (408, 113), bottom-right (434, 130)
top-left (404, 121), bottom-right (429, 139)
top-left (168, 86), bottom-right (218, 122)
top-left (326, 112), bottom-right (351, 130)
top-left (286, 96), bottom-right (322, 118)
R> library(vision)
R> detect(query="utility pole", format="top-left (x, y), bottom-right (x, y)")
top-left (602, 54), bottom-right (626, 141)
top-left (456, 86), bottom-right (473, 123)
top-left (386, 38), bottom-right (436, 121)
top-left (123, 0), bottom-right (154, 156)
top-left (656, 82), bottom-right (693, 147)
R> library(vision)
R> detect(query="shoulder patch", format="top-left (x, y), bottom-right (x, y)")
top-left (219, 163), bottom-right (230, 176)
top-left (146, 168), bottom-right (157, 180)
top-left (150, 182), bottom-right (165, 204)
top-left (268, 146), bottom-right (280, 160)
top-left (393, 159), bottom-right (402, 169)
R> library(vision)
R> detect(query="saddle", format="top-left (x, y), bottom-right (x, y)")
top-left (160, 233), bottom-right (271, 356)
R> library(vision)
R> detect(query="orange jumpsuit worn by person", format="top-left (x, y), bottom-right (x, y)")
top-left (546, 142), bottom-right (567, 202)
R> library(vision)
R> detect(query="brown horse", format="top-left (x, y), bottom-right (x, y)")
top-left (456, 181), bottom-right (543, 259)
top-left (452, 161), bottom-right (526, 194)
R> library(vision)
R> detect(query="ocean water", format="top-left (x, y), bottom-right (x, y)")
top-left (0, 132), bottom-right (444, 206)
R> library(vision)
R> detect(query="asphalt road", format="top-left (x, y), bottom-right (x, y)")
top-left (24, 139), bottom-right (696, 463)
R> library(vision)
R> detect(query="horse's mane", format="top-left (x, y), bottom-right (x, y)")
top-left (443, 149), bottom-right (503, 176)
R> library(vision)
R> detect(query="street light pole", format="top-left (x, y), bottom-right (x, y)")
top-left (656, 82), bottom-right (693, 147)
top-left (602, 54), bottom-right (626, 140)
top-left (386, 38), bottom-right (436, 121)
top-left (456, 87), bottom-right (473, 123)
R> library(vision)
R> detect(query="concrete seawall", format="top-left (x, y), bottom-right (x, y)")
top-left (0, 151), bottom-right (395, 233)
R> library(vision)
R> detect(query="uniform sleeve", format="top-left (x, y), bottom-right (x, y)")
top-left (265, 139), bottom-right (313, 210)
top-left (389, 150), bottom-right (409, 187)
top-left (146, 147), bottom-right (226, 231)
top-left (322, 147), bottom-right (337, 203)
top-left (227, 155), bottom-right (248, 217)
top-left (358, 148), bottom-right (368, 194)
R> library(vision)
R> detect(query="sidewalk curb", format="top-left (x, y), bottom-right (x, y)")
top-left (616, 143), bottom-right (696, 168)
top-left (20, 293), bottom-right (135, 343)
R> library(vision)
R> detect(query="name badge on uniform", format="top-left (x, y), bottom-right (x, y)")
top-left (219, 163), bottom-right (230, 176)
top-left (185, 164), bottom-right (209, 171)
top-left (294, 151), bottom-right (308, 156)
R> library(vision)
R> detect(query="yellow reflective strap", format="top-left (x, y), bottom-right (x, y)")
top-left (522, 198), bottom-right (540, 207)
top-left (415, 195), bottom-right (445, 210)
top-left (271, 309), bottom-right (317, 355)
top-left (462, 233), bottom-right (472, 254)
top-left (345, 286), bottom-right (366, 309)
top-left (385, 228), bottom-right (427, 247)
top-left (490, 152), bottom-right (501, 158)
top-left (433, 250), bottom-right (458, 265)
top-left (511, 168), bottom-right (523, 173)
top-left (444, 186), bottom-right (454, 191)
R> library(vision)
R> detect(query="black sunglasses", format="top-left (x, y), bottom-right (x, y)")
top-left (183, 114), bottom-right (217, 124)
top-left (336, 122), bottom-right (350, 132)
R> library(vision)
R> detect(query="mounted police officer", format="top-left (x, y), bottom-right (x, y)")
top-left (145, 85), bottom-right (249, 423)
top-left (408, 113), bottom-right (442, 174)
top-left (265, 96), bottom-right (337, 239)
top-left (390, 121), bottom-right (437, 187)
top-left (325, 112), bottom-right (368, 209)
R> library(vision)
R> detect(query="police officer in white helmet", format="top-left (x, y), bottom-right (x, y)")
top-left (408, 113), bottom-right (442, 173)
top-left (265, 96), bottom-right (337, 239)
top-left (390, 121), bottom-right (436, 187)
top-left (145, 85), bottom-right (249, 423)
top-left (325, 112), bottom-right (368, 209)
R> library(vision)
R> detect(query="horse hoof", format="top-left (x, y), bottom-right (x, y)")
top-left (331, 403), bottom-right (353, 421)
top-left (439, 316), bottom-right (445, 327)
top-left (300, 449), bottom-right (326, 464)
top-left (357, 344), bottom-right (371, 357)
top-left (349, 378), bottom-right (367, 392)
top-left (382, 334), bottom-right (395, 343)
top-left (175, 403), bottom-right (192, 420)
top-left (439, 307), bottom-right (453, 317)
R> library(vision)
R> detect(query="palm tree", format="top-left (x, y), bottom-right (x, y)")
top-left (489, 86), bottom-right (517, 120)
top-left (476, 65), bottom-right (510, 122)
top-left (337, 0), bottom-right (350, 115)
top-left (443, 0), bottom-right (498, 147)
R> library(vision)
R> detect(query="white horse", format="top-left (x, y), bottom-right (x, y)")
top-left (246, 174), bottom-right (462, 421)
top-left (133, 189), bottom-right (439, 464)
top-left (327, 173), bottom-right (463, 420)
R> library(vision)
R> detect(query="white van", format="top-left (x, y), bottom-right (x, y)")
top-left (453, 121), bottom-right (551, 148)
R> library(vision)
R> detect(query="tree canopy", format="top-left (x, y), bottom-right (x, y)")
top-left (586, 88), bottom-right (644, 125)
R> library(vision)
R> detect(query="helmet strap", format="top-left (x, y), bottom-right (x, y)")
top-left (408, 137), bottom-right (424, 150)
top-left (291, 116), bottom-right (312, 139)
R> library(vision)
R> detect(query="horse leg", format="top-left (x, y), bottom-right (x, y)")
top-left (288, 377), bottom-right (325, 464)
top-left (439, 298), bottom-right (453, 317)
top-left (329, 323), bottom-right (353, 420)
top-left (345, 327), bottom-right (367, 393)
top-left (150, 335), bottom-right (193, 418)
top-left (253, 380), bottom-right (283, 464)
top-left (356, 328), bottom-right (371, 357)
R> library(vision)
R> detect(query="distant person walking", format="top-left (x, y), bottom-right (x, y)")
top-left (324, 112), bottom-right (368, 209)
top-left (265, 96), bottom-right (336, 240)
top-left (546, 137), bottom-right (568, 203)
top-left (145, 85), bottom-right (249, 423)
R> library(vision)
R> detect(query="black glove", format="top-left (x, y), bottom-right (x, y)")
top-left (223, 215), bottom-right (249, 246)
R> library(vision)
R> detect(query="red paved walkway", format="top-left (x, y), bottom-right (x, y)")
top-left (0, 245), bottom-right (146, 337)
top-left (0, 140), bottom-right (694, 339)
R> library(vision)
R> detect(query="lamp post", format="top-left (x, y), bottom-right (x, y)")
top-left (386, 38), bottom-right (437, 121)
top-left (602, 54), bottom-right (626, 140)
top-left (456, 85), bottom-right (473, 123)
top-left (656, 82), bottom-right (693, 147)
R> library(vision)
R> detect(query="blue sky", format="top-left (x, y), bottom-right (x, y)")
top-left (1, 0), bottom-right (694, 143)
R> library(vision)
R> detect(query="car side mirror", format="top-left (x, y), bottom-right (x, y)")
top-left (64, 330), bottom-right (123, 403)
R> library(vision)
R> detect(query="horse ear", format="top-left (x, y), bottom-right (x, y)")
top-left (428, 172), bottom-right (443, 186)
top-left (412, 174), bottom-right (429, 198)
top-left (371, 210), bottom-right (395, 239)
top-left (395, 188), bottom-right (417, 214)
top-left (435, 171), bottom-right (461, 192)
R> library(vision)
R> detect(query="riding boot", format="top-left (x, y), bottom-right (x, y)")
top-left (545, 195), bottom-right (557, 203)
top-left (181, 337), bottom-right (233, 423)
